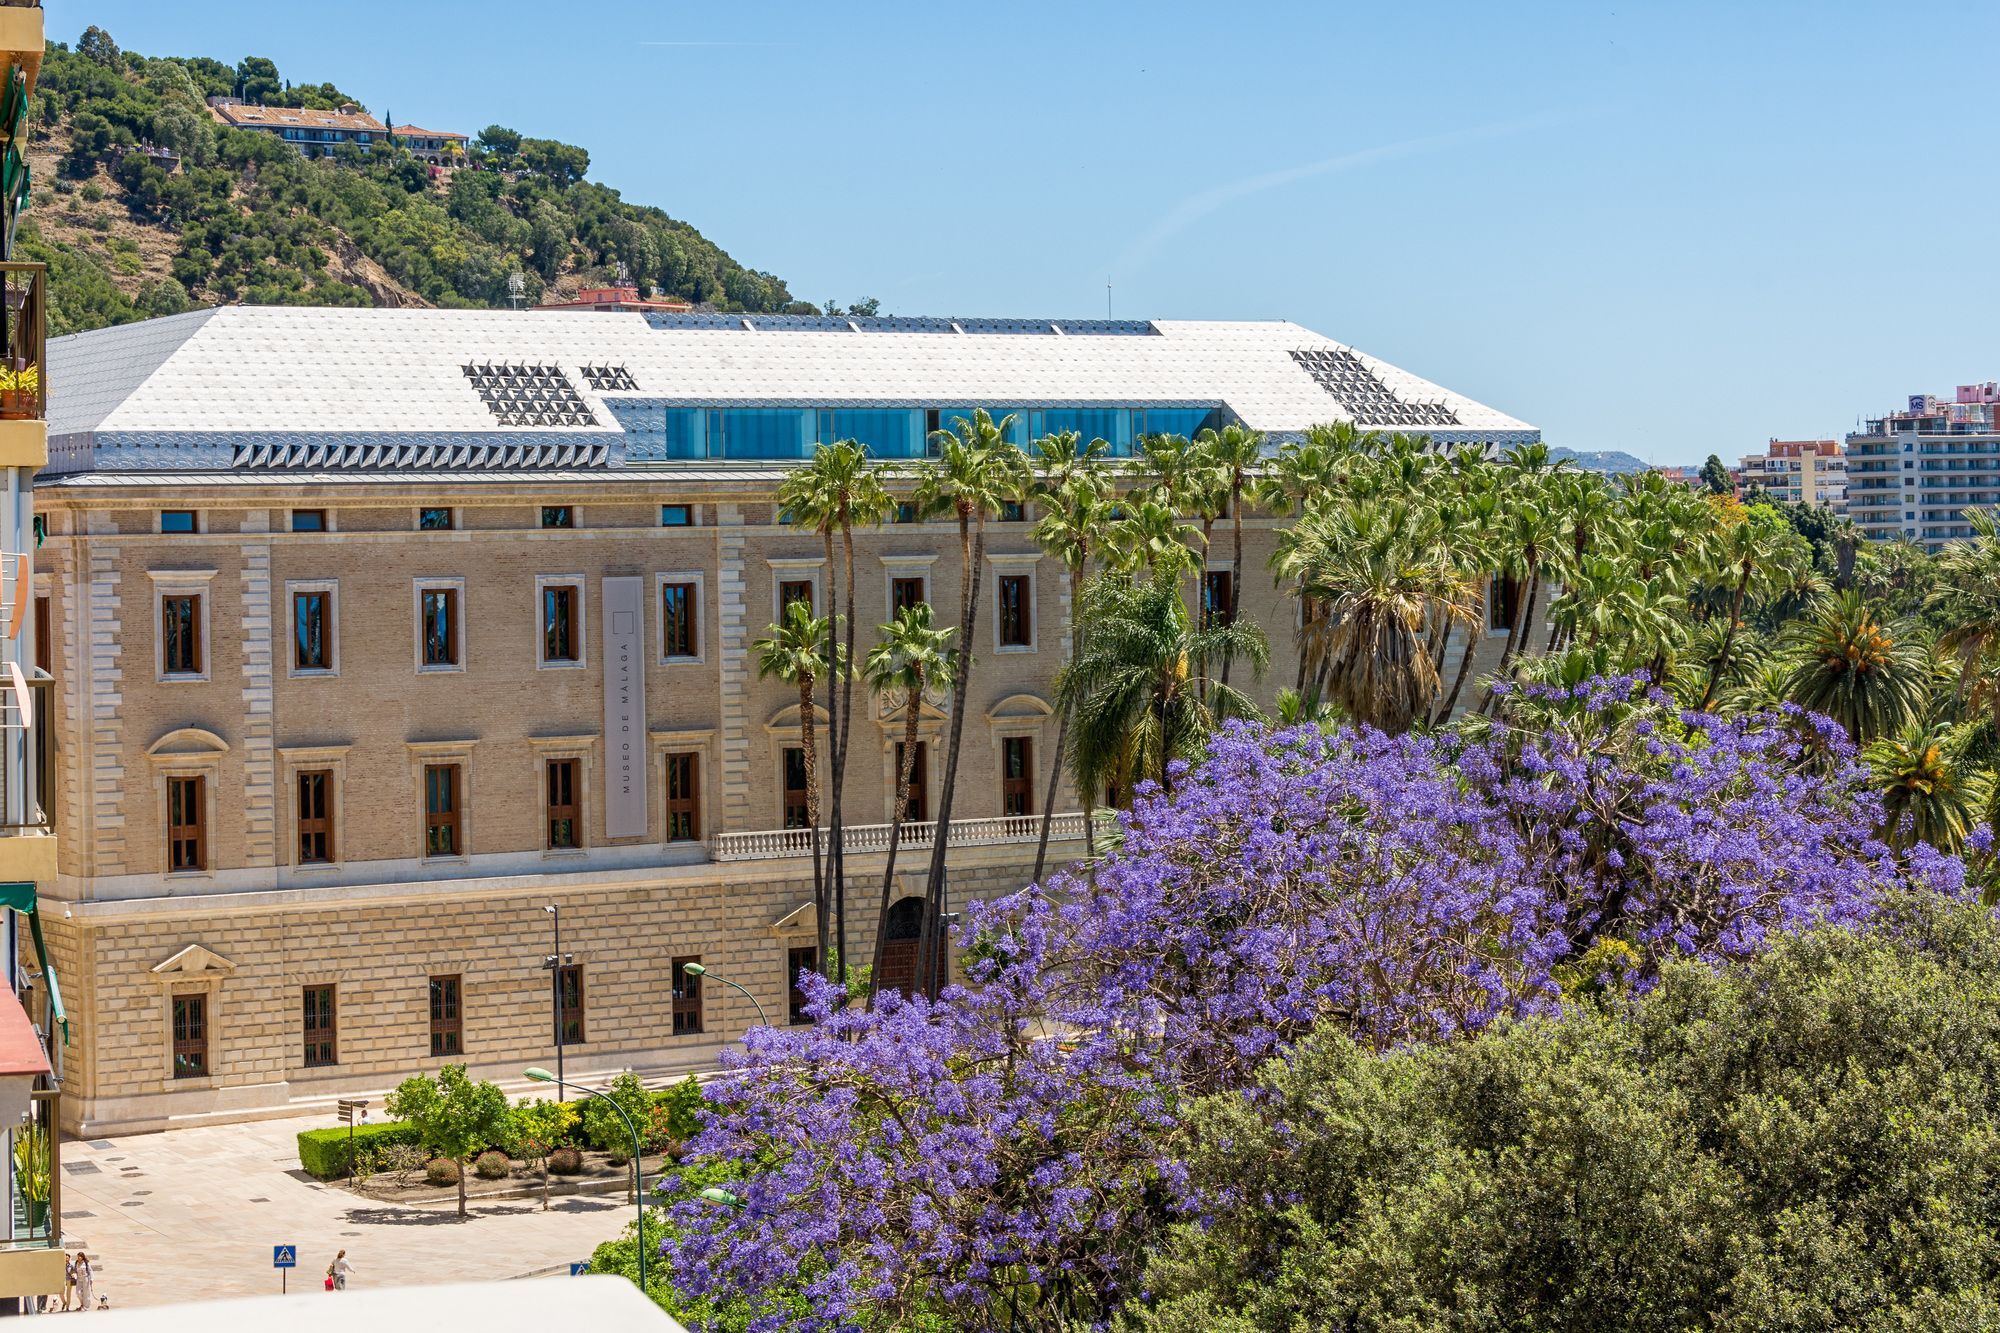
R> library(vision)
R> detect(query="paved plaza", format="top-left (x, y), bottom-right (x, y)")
top-left (52, 1115), bottom-right (630, 1308)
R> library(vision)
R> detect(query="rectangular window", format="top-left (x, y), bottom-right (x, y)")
top-left (302, 985), bottom-right (337, 1068)
top-left (293, 589), bottom-right (330, 671)
top-left (424, 763), bottom-right (461, 857)
top-left (291, 509), bottom-right (327, 532)
top-left (1202, 570), bottom-right (1234, 629)
top-left (893, 502), bottom-right (919, 524)
top-left (160, 510), bottom-right (197, 534)
top-left (779, 579), bottom-right (815, 615)
top-left (787, 946), bottom-right (818, 1025)
top-left (999, 500), bottom-right (1026, 523)
top-left (171, 993), bottom-right (207, 1079)
top-left (661, 582), bottom-right (699, 658)
top-left (161, 594), bottom-right (203, 675)
top-left (672, 956), bottom-right (704, 1036)
top-left (891, 576), bottom-right (926, 614)
top-left (895, 740), bottom-right (928, 821)
top-left (997, 574), bottom-right (1031, 647)
top-left (297, 769), bottom-right (334, 865)
top-left (168, 775), bottom-right (205, 871)
top-left (429, 975), bottom-right (462, 1057)
top-left (665, 751), bottom-right (701, 842)
top-left (660, 504), bottom-right (694, 527)
top-left (1002, 737), bottom-right (1034, 818)
top-left (558, 964), bottom-right (585, 1044)
top-left (542, 583), bottom-right (580, 663)
top-left (1488, 575), bottom-right (1522, 632)
top-left (540, 505), bottom-right (574, 529)
top-left (418, 507), bottom-right (455, 531)
top-left (33, 595), bottom-right (48, 675)
top-left (420, 587), bottom-right (459, 667)
top-left (783, 747), bottom-right (811, 828)
top-left (546, 758), bottom-right (580, 850)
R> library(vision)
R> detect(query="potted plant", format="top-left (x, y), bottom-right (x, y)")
top-left (0, 364), bottom-right (38, 420)
top-left (13, 1122), bottom-right (48, 1232)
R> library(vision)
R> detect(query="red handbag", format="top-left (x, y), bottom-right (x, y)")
top-left (324, 1276), bottom-right (334, 1291)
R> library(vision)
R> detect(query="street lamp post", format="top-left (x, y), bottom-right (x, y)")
top-left (680, 961), bottom-right (770, 1030)
top-left (526, 1067), bottom-right (645, 1292)
top-left (541, 905), bottom-right (571, 1101)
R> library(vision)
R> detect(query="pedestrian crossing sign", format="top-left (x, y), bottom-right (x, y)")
top-left (273, 1245), bottom-right (296, 1269)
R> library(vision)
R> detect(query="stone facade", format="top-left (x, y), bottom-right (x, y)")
top-left (32, 474), bottom-right (1530, 1134)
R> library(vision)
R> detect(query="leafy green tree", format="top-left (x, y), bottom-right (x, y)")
top-left (77, 26), bottom-right (122, 69)
top-left (1699, 451), bottom-right (1732, 495)
top-left (756, 601), bottom-right (839, 973)
top-left (233, 56), bottom-right (280, 103)
top-left (1866, 724), bottom-right (1990, 854)
top-left (508, 1097), bottom-right (573, 1211)
top-left (384, 1064), bottom-right (509, 1217)
top-left (578, 1072), bottom-right (653, 1156)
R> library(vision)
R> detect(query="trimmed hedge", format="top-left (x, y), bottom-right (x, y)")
top-left (297, 1120), bottom-right (421, 1180)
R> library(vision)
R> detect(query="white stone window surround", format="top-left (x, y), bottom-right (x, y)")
top-left (284, 579), bottom-right (340, 678)
top-left (408, 738), bottom-right (477, 864)
top-left (987, 552), bottom-right (1041, 654)
top-left (650, 727), bottom-right (718, 847)
top-left (655, 571), bottom-right (707, 666)
top-left (278, 743), bottom-right (351, 872)
top-left (413, 576), bottom-right (467, 674)
top-left (528, 733), bottom-right (597, 856)
top-left (146, 726), bottom-right (228, 880)
top-left (880, 553), bottom-right (939, 618)
top-left (534, 573), bottom-right (589, 670)
top-left (769, 556), bottom-right (827, 623)
top-left (147, 568), bottom-right (217, 684)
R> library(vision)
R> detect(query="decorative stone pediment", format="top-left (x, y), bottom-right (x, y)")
top-left (876, 689), bottom-right (950, 725)
top-left (769, 901), bottom-right (816, 937)
top-left (765, 702), bottom-right (831, 734)
top-left (986, 692), bottom-right (1054, 721)
top-left (151, 944), bottom-right (235, 977)
top-left (144, 727), bottom-right (230, 760)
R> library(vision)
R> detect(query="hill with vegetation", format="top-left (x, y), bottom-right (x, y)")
top-left (17, 25), bottom-right (835, 336)
top-left (1549, 445), bottom-right (1652, 474)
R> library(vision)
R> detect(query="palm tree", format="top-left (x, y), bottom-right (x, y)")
top-left (1779, 592), bottom-right (1932, 743)
top-left (1866, 723), bottom-right (1991, 854)
top-left (1105, 497), bottom-right (1200, 579)
top-left (1030, 467), bottom-right (1113, 878)
top-left (1478, 484), bottom-right (1558, 712)
top-left (754, 601), bottom-right (839, 974)
top-left (779, 440), bottom-right (891, 988)
top-left (1697, 508), bottom-right (1794, 711)
top-left (908, 410), bottom-right (1028, 998)
top-left (860, 605), bottom-right (956, 1003)
top-left (1195, 423), bottom-right (1266, 690)
top-left (1057, 571), bottom-right (1268, 806)
top-left (1280, 498), bottom-right (1477, 733)
top-left (1931, 510), bottom-right (2000, 733)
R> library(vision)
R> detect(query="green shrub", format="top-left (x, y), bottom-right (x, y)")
top-left (296, 1120), bottom-right (420, 1180)
top-left (424, 1157), bottom-right (461, 1186)
top-left (547, 1146), bottom-right (584, 1176)
top-left (579, 1071), bottom-right (652, 1153)
top-left (648, 1075), bottom-right (708, 1152)
top-left (474, 1150), bottom-right (510, 1180)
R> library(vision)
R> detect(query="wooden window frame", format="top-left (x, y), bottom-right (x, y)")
top-left (664, 750), bottom-right (701, 843)
top-left (1202, 568), bottom-right (1234, 629)
top-left (895, 739), bottom-right (928, 822)
top-left (167, 774), bottom-right (207, 873)
top-left (1001, 736), bottom-right (1034, 818)
top-left (996, 574), bottom-right (1032, 649)
top-left (429, 974), bottom-right (463, 1057)
top-left (777, 578), bottom-right (816, 616)
top-left (171, 991), bottom-right (208, 1079)
top-left (415, 580), bottom-right (465, 672)
top-left (160, 593), bottom-right (204, 677)
top-left (301, 984), bottom-right (337, 1069)
top-left (671, 956), bottom-right (703, 1036)
top-left (537, 577), bottom-right (585, 668)
top-left (296, 768), bottom-right (335, 865)
top-left (288, 581), bottom-right (338, 676)
top-left (782, 746), bottom-right (811, 829)
top-left (423, 762), bottom-right (463, 859)
top-left (890, 576), bottom-right (927, 615)
top-left (770, 560), bottom-right (824, 622)
top-left (658, 574), bottom-right (703, 663)
top-left (787, 946), bottom-right (818, 1025)
top-left (546, 756), bottom-right (581, 851)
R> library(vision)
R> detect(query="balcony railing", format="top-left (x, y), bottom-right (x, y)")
top-left (4, 1088), bottom-right (58, 1251)
top-left (713, 810), bottom-right (1103, 862)
top-left (0, 263), bottom-right (41, 420)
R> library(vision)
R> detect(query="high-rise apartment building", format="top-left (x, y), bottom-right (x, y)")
top-left (1848, 383), bottom-right (2000, 548)
top-left (1738, 439), bottom-right (1846, 513)
top-left (35, 307), bottom-right (1538, 1133)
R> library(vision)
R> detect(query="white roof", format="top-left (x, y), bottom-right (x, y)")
top-left (49, 306), bottom-right (1533, 440)
top-left (88, 1276), bottom-right (683, 1331)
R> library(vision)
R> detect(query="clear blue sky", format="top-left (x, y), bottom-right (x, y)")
top-left (47, 0), bottom-right (2000, 465)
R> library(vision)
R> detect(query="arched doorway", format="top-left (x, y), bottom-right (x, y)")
top-left (876, 896), bottom-right (944, 998)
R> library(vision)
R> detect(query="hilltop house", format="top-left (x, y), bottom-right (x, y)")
top-left (205, 96), bottom-right (384, 157)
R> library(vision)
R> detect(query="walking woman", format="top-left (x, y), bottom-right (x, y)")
top-left (72, 1251), bottom-right (94, 1311)
top-left (331, 1249), bottom-right (353, 1291)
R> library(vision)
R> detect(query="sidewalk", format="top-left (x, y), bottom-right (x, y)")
top-left (55, 1114), bottom-right (632, 1308)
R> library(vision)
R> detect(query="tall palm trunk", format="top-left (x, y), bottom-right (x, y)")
top-left (819, 525), bottom-right (843, 983)
top-left (1698, 565), bottom-right (1752, 711)
top-left (868, 685), bottom-right (924, 1009)
top-left (918, 510), bottom-right (984, 1000)
top-left (830, 518), bottom-right (861, 992)
top-left (797, 677), bottom-right (826, 976)
top-left (1434, 585), bottom-right (1487, 724)
top-left (1220, 477), bottom-right (1245, 690)
top-left (1480, 559), bottom-right (1539, 715)
top-left (1033, 565), bottom-right (1085, 884)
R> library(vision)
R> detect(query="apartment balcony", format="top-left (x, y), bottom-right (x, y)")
top-left (0, 994), bottom-right (62, 1303)
top-left (713, 810), bottom-right (1106, 863)
top-left (0, 263), bottom-right (41, 469)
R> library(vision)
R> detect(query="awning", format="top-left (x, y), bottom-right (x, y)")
top-left (0, 881), bottom-right (65, 1048)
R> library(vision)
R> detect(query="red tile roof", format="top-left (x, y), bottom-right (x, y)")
top-left (392, 125), bottom-right (468, 142)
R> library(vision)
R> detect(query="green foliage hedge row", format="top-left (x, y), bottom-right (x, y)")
top-left (295, 1120), bottom-right (419, 1180)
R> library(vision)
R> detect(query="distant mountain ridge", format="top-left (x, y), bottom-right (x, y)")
top-left (1549, 447), bottom-right (1653, 475)
top-left (18, 25), bottom-right (820, 336)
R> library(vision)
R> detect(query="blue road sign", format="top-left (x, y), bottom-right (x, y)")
top-left (569, 1261), bottom-right (590, 1276)
top-left (273, 1245), bottom-right (297, 1269)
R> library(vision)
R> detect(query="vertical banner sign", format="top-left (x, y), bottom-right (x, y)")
top-left (602, 577), bottom-right (648, 838)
